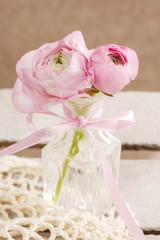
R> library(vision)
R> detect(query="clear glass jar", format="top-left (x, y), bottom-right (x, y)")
top-left (42, 95), bottom-right (121, 217)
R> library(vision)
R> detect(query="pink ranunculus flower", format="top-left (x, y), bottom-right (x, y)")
top-left (12, 31), bottom-right (92, 113)
top-left (90, 44), bottom-right (139, 95)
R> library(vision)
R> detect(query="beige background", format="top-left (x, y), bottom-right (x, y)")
top-left (0, 0), bottom-right (160, 91)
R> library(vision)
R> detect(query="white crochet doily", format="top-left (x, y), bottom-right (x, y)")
top-left (0, 155), bottom-right (134, 240)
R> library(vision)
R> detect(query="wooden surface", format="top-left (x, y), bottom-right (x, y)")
top-left (0, 89), bottom-right (160, 149)
top-left (148, 236), bottom-right (160, 240)
top-left (120, 160), bottom-right (160, 231)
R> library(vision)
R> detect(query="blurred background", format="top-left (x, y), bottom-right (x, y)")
top-left (0, 0), bottom-right (160, 90)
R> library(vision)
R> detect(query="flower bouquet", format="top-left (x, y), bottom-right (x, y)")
top-left (0, 31), bottom-right (148, 240)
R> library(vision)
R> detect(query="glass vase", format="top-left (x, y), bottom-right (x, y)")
top-left (42, 95), bottom-right (121, 217)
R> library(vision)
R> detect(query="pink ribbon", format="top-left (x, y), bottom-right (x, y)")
top-left (0, 105), bottom-right (148, 240)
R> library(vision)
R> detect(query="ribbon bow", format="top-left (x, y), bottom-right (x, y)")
top-left (0, 104), bottom-right (148, 240)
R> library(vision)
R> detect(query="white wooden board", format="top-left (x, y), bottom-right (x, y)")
top-left (148, 236), bottom-right (160, 240)
top-left (0, 89), bottom-right (160, 149)
top-left (120, 159), bottom-right (160, 231)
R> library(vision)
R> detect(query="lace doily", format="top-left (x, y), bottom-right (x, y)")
top-left (0, 155), bottom-right (134, 240)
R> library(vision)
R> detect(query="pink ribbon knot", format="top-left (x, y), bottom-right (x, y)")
top-left (75, 116), bottom-right (88, 128)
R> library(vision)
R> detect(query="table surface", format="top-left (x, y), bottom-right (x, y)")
top-left (0, 89), bottom-right (160, 148)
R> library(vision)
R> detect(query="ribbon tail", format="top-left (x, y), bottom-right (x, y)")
top-left (85, 129), bottom-right (148, 240)
top-left (88, 111), bottom-right (135, 131)
top-left (0, 122), bottom-right (75, 158)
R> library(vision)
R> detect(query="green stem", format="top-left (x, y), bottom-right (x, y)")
top-left (52, 129), bottom-right (85, 202)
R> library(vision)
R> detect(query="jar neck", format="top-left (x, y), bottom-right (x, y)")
top-left (65, 93), bottom-right (103, 118)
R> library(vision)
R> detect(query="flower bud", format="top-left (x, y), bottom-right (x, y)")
top-left (90, 44), bottom-right (139, 94)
